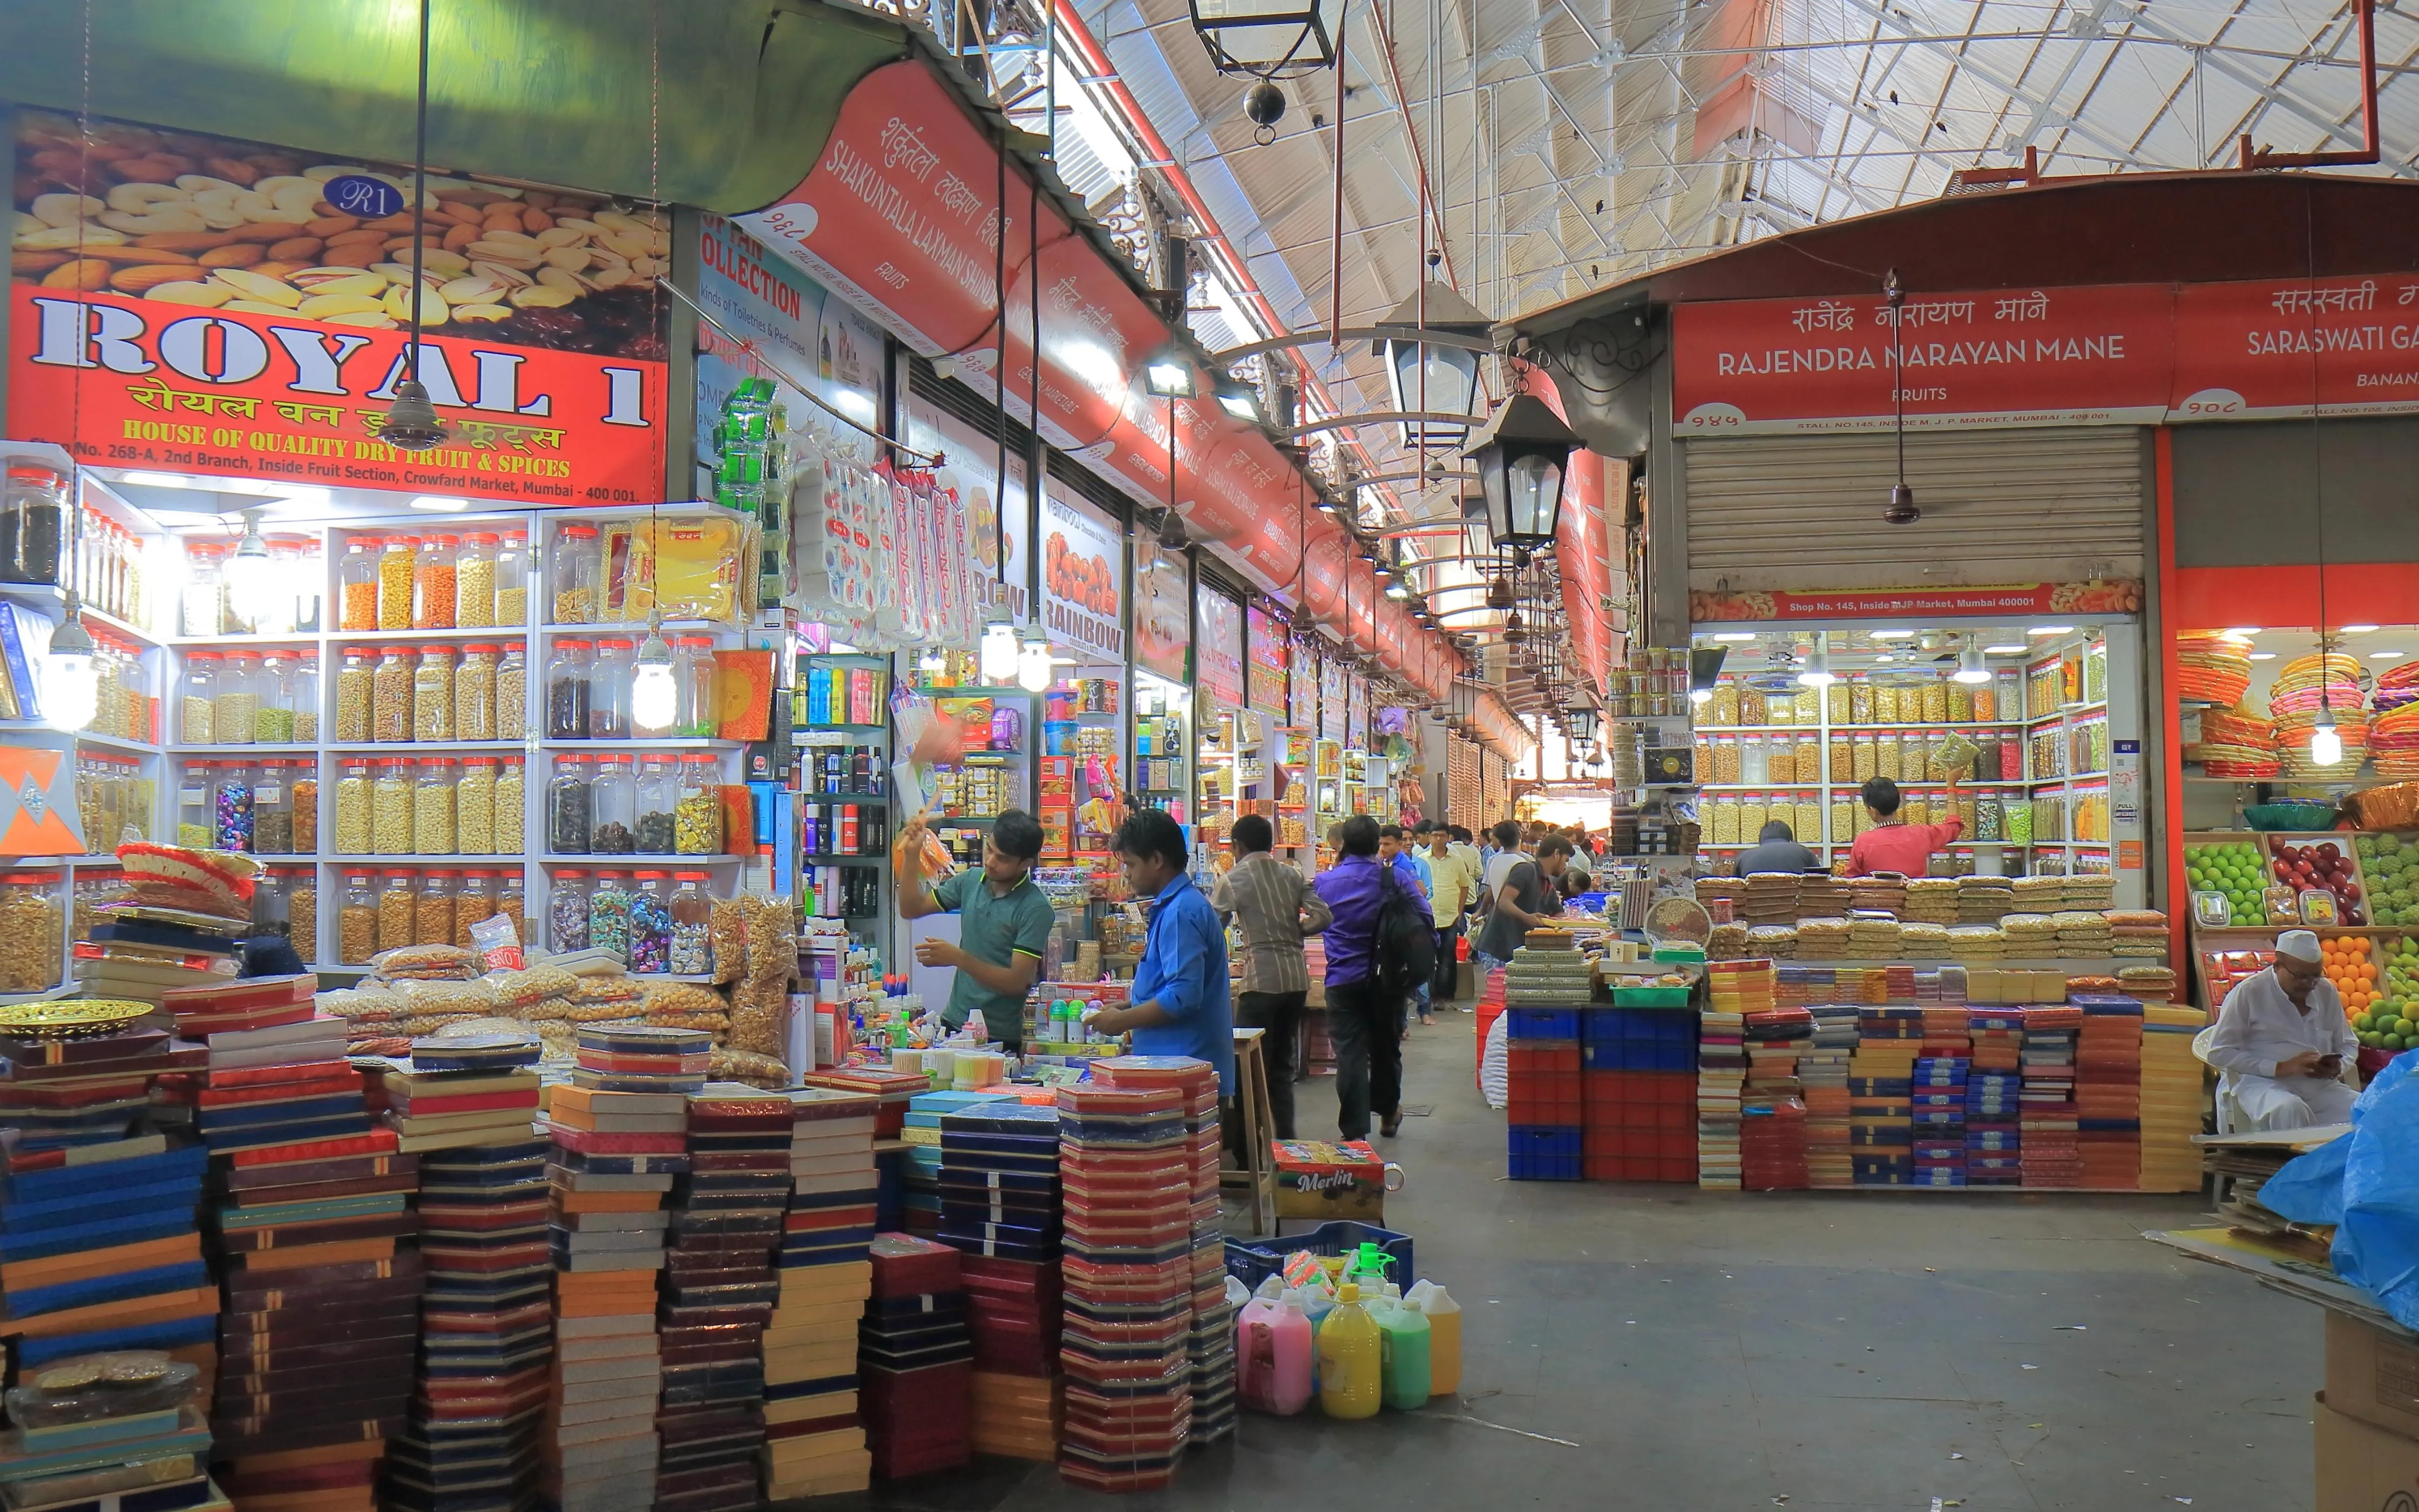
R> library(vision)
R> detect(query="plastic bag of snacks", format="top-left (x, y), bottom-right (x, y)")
top-left (469, 912), bottom-right (523, 973)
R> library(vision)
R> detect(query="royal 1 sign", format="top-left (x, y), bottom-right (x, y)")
top-left (8, 107), bottom-right (667, 503)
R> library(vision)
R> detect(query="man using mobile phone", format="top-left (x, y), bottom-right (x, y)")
top-left (2206, 928), bottom-right (2360, 1130)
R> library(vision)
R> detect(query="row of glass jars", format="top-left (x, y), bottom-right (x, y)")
top-left (338, 531), bottom-right (533, 633)
top-left (332, 643), bottom-right (525, 744)
top-left (178, 759), bottom-right (319, 855)
top-left (544, 636), bottom-right (718, 740)
top-left (249, 867), bottom-right (318, 966)
top-left (1699, 670), bottom-right (2025, 728)
top-left (545, 868), bottom-right (713, 974)
top-left (546, 754), bottom-right (723, 856)
top-left (1702, 791), bottom-right (2005, 846)
top-left (180, 652), bottom-right (320, 745)
top-left (338, 869), bottom-right (528, 964)
top-left (180, 537), bottom-right (323, 638)
top-left (91, 635), bottom-right (154, 744)
top-left (78, 752), bottom-right (154, 855)
top-left (1697, 729), bottom-right (2024, 785)
top-left (334, 756), bottom-right (526, 857)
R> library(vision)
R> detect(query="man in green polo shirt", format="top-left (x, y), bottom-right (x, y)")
top-left (898, 808), bottom-right (1055, 1049)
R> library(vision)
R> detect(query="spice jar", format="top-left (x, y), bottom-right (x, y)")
top-left (1946, 680), bottom-right (1974, 723)
top-left (1919, 679), bottom-right (1949, 724)
top-left (373, 647), bottom-right (414, 743)
top-left (340, 534), bottom-right (381, 632)
top-left (1850, 679), bottom-right (1875, 726)
top-left (415, 869), bottom-right (455, 947)
top-left (180, 652), bottom-right (219, 745)
top-left (454, 532), bottom-right (498, 628)
top-left (253, 650), bottom-right (296, 744)
top-left (3, 467), bottom-right (67, 588)
top-left (497, 646), bottom-right (527, 738)
top-left (675, 636), bottom-right (718, 737)
top-left (589, 638), bottom-right (634, 740)
top-left (497, 530), bottom-right (532, 625)
top-left (669, 871), bottom-right (713, 975)
top-left (286, 869), bottom-right (317, 964)
top-left (546, 640), bottom-right (593, 739)
top-left (0, 873), bottom-right (62, 994)
top-left (378, 870), bottom-right (416, 953)
top-left (675, 755), bottom-right (722, 855)
top-left (628, 871), bottom-right (673, 972)
top-left (378, 535), bottom-right (417, 630)
top-left (340, 873), bottom-right (378, 965)
top-left (591, 753), bottom-right (637, 855)
top-left (548, 868), bottom-right (591, 951)
top-left (548, 756), bottom-right (593, 855)
top-left (496, 874), bottom-right (525, 947)
top-left (215, 650), bottom-right (261, 746)
top-left (374, 757), bottom-right (415, 855)
top-left (1763, 737), bottom-right (1792, 784)
top-left (334, 757), bottom-right (374, 855)
top-left (414, 645), bottom-right (456, 742)
top-left (455, 644), bottom-right (498, 741)
top-left (551, 525), bottom-right (600, 623)
top-left (1708, 683), bottom-right (1739, 727)
top-left (252, 760), bottom-right (293, 856)
top-left (334, 646), bottom-right (375, 743)
top-left (453, 870), bottom-right (496, 948)
top-left (633, 756), bottom-right (678, 855)
top-left (1970, 679), bottom-right (1995, 723)
top-left (291, 655), bottom-right (320, 743)
top-left (456, 756), bottom-right (497, 856)
top-left (414, 535), bottom-right (457, 630)
top-left (587, 869), bottom-right (632, 959)
top-left (290, 758), bottom-right (318, 855)
top-left (177, 760), bottom-right (213, 849)
top-left (1873, 684), bottom-right (1902, 724)
top-left (415, 757), bottom-right (458, 855)
top-left (495, 757), bottom-right (525, 855)
top-left (1876, 733), bottom-right (1902, 782)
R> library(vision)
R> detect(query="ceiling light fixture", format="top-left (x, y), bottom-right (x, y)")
top-left (1711, 632), bottom-right (1758, 642)
top-left (378, 0), bottom-right (448, 453)
top-left (1983, 643), bottom-right (2027, 654)
top-left (2029, 625), bottom-right (2077, 636)
top-left (2343, 623), bottom-right (2381, 634)
top-left (1953, 634), bottom-right (1989, 684)
top-left (222, 509), bottom-right (278, 629)
top-left (1795, 631), bottom-right (1835, 687)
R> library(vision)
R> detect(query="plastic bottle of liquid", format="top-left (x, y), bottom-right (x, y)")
top-left (1237, 1277), bottom-right (1312, 1415)
top-left (1407, 1280), bottom-right (1462, 1398)
top-left (1316, 1283), bottom-right (1381, 1420)
top-left (1373, 1289), bottom-right (1432, 1409)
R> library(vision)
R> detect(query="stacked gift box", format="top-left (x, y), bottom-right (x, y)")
top-left (934, 1098), bottom-right (1063, 1461)
top-left (796, 1070), bottom-right (924, 1142)
top-left (1964, 1009), bottom-right (2025, 1185)
top-left (1849, 1006), bottom-right (1920, 1187)
top-left (2074, 996), bottom-right (2144, 1190)
top-left (762, 1086), bottom-right (879, 1498)
top-left (0, 1348), bottom-right (227, 1512)
top-left (859, 1232), bottom-right (971, 1480)
top-left (543, 1076), bottom-right (677, 1512)
top-left (899, 1091), bottom-right (1015, 1237)
top-left (1698, 962), bottom-right (1766, 1191)
top-left (380, 1030), bottom-right (550, 1512)
top-left (656, 1086), bottom-right (789, 1512)
top-left (1910, 1056), bottom-right (1969, 1188)
top-left (1739, 1007), bottom-right (1810, 1191)
top-left (2018, 1006), bottom-right (2085, 1188)
top-left (2139, 1007), bottom-right (2208, 1193)
top-left (1054, 1084), bottom-right (1191, 1492)
top-left (1799, 977), bottom-right (1857, 1189)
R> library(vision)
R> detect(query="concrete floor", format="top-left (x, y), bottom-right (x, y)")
top-left (811, 1013), bottom-right (2323, 1512)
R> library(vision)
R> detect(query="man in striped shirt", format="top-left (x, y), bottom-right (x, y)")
top-left (1209, 814), bottom-right (1333, 1139)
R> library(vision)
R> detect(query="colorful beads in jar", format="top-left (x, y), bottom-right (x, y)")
top-left (549, 869), bottom-right (590, 952)
top-left (627, 873), bottom-right (672, 972)
top-left (214, 763), bottom-right (254, 852)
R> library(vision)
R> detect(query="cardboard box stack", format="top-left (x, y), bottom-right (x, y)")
top-left (1783, 967), bottom-right (1855, 1189)
top-left (2137, 1006), bottom-right (2207, 1192)
top-left (1851, 1006), bottom-right (1921, 1187)
top-left (933, 1099), bottom-right (1063, 1460)
top-left (762, 1086), bottom-right (879, 1498)
top-left (1698, 961), bottom-right (1766, 1190)
top-left (858, 1233), bottom-right (971, 1480)
top-left (1910, 1053), bottom-right (1969, 1188)
top-left (899, 1090), bottom-right (1014, 1237)
top-left (1964, 1008), bottom-right (2025, 1186)
top-left (381, 1031), bottom-right (551, 1512)
top-left (0, 1348), bottom-right (226, 1512)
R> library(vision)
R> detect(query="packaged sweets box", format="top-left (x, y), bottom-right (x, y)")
top-left (1270, 1140), bottom-right (1385, 1221)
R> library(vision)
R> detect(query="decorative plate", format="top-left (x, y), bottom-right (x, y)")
top-left (0, 998), bottom-right (152, 1040)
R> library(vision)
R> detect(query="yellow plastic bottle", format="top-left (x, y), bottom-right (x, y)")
top-left (1317, 1283), bottom-right (1383, 1420)
top-left (1408, 1279), bottom-right (1462, 1398)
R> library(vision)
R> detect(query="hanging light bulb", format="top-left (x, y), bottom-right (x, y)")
top-left (1017, 627), bottom-right (1054, 694)
top-left (1795, 630), bottom-right (1835, 687)
top-left (1953, 633), bottom-right (1990, 685)
top-left (2312, 702), bottom-right (2344, 767)
top-left (632, 614), bottom-right (678, 736)
top-left (979, 621), bottom-right (1020, 685)
top-left (918, 645), bottom-right (948, 674)
top-left (39, 608), bottom-right (98, 733)
top-left (222, 510), bottom-right (278, 630)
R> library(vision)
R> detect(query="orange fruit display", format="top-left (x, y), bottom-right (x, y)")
top-left (2324, 936), bottom-right (2377, 1015)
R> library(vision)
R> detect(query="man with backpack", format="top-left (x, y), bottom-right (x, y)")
top-left (1313, 815), bottom-right (1434, 1140)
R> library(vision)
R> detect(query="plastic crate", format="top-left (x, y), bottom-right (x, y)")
top-left (1507, 1008), bottom-right (1582, 1041)
top-left (1507, 1125), bottom-right (1583, 1181)
top-left (1611, 985), bottom-right (1692, 1007)
top-left (1222, 1221), bottom-right (1415, 1292)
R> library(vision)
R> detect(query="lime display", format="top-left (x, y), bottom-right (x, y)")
top-left (2185, 839), bottom-right (2271, 924)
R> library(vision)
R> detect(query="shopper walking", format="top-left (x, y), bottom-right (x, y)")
top-left (1424, 824), bottom-right (1477, 1009)
top-left (1473, 830), bottom-right (1571, 974)
top-left (1208, 814), bottom-right (1331, 1138)
top-left (1314, 815), bottom-right (1433, 1140)
top-left (1379, 824), bottom-right (1435, 1023)
top-left (1089, 809), bottom-right (1235, 1093)
top-left (898, 809), bottom-right (1054, 1052)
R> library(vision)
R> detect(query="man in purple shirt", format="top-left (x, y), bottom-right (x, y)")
top-left (1314, 815), bottom-right (1432, 1140)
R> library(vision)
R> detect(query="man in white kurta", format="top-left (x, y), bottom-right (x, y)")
top-left (2206, 930), bottom-right (2360, 1131)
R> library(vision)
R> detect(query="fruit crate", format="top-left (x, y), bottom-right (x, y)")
top-left (2183, 831), bottom-right (2369, 928)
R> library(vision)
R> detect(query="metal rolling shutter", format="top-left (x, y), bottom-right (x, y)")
top-left (1683, 428), bottom-right (2144, 593)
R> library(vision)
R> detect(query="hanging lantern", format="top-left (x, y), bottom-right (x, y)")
top-left (1378, 283), bottom-right (1490, 452)
top-left (1465, 394), bottom-right (1579, 553)
top-left (1188, 0), bottom-right (1345, 78)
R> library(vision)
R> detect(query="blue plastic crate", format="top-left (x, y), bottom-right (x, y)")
top-left (1507, 1125), bottom-right (1582, 1181)
top-left (1651, 1043), bottom-right (1695, 1073)
top-left (1223, 1220), bottom-right (1415, 1291)
top-left (1507, 1008), bottom-right (1582, 1041)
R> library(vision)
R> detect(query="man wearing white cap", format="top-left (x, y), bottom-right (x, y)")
top-left (2206, 930), bottom-right (2360, 1130)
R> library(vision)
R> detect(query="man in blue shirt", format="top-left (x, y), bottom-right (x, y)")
top-left (1088, 809), bottom-right (1235, 1094)
top-left (1378, 824), bottom-right (1435, 1025)
top-left (1314, 815), bottom-right (1432, 1140)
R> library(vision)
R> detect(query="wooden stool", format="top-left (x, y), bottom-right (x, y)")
top-left (1221, 1027), bottom-right (1278, 1237)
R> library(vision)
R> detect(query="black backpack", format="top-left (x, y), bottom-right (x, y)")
top-left (1372, 864), bottom-right (1436, 996)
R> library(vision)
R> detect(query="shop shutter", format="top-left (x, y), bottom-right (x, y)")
top-left (1682, 428), bottom-right (2144, 593)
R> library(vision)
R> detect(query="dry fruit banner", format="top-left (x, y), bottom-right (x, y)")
top-left (9, 107), bottom-right (667, 504)
top-left (1197, 591), bottom-right (1244, 711)
top-left (1245, 605), bottom-right (1288, 715)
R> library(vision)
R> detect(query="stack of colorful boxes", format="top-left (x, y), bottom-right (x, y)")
top-left (1794, 972), bottom-right (1856, 1188)
top-left (1739, 1007), bottom-right (1811, 1191)
top-left (1698, 962), bottom-right (1767, 1191)
top-left (0, 1346), bottom-right (224, 1512)
top-left (859, 1232), bottom-right (971, 1480)
top-left (1054, 1084), bottom-right (1191, 1491)
top-left (542, 1077), bottom-right (680, 1512)
top-left (1910, 1055), bottom-right (1969, 1188)
top-left (191, 991), bottom-right (420, 1489)
top-left (900, 1090), bottom-right (1014, 1236)
top-left (762, 1086), bottom-right (879, 1497)
top-left (657, 1086), bottom-right (790, 1512)
top-left (2138, 1006), bottom-right (2208, 1193)
top-left (1580, 999), bottom-right (1697, 1184)
top-left (1964, 1008), bottom-right (2025, 1186)
top-left (2018, 1005), bottom-right (2085, 1188)
top-left (2074, 995), bottom-right (2145, 1190)
top-left (380, 1031), bottom-right (551, 1512)
top-left (797, 1069), bottom-right (924, 1142)
top-left (1503, 1005), bottom-right (1582, 1181)
top-left (934, 1098), bottom-right (1065, 1461)
top-left (1850, 1007), bottom-right (1921, 1186)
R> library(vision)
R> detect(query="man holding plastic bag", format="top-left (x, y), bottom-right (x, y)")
top-left (2206, 928), bottom-right (2360, 1130)
top-left (897, 810), bottom-right (1054, 1053)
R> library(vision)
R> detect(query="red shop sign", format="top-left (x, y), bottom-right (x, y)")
top-left (2172, 275), bottom-right (2419, 420)
top-left (1671, 284), bottom-right (2173, 435)
top-left (1001, 226), bottom-right (1161, 450)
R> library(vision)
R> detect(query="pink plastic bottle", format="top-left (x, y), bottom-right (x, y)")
top-left (1237, 1280), bottom-right (1314, 1414)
